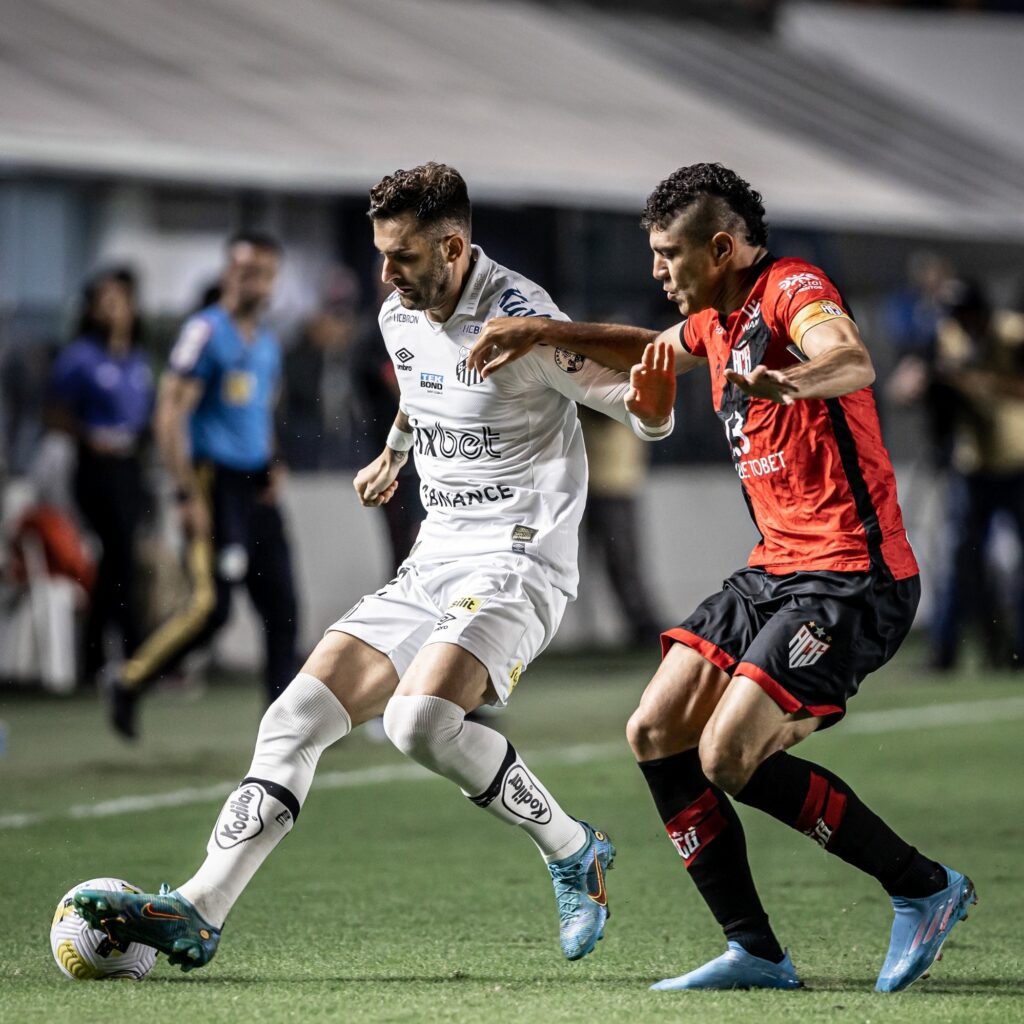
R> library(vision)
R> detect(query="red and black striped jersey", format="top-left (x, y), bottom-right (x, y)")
top-left (682, 256), bottom-right (918, 580)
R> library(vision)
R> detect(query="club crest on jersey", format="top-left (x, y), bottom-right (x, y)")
top-left (555, 348), bottom-right (585, 373)
top-left (788, 621), bottom-right (833, 668)
top-left (457, 347), bottom-right (484, 387)
top-left (731, 346), bottom-right (753, 377)
top-left (420, 372), bottom-right (444, 392)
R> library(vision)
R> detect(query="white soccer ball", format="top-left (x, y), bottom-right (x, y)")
top-left (50, 878), bottom-right (158, 980)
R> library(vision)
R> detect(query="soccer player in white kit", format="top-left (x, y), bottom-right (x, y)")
top-left (74, 163), bottom-right (677, 971)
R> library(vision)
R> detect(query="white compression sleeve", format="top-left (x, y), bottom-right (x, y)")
top-left (383, 694), bottom-right (585, 862)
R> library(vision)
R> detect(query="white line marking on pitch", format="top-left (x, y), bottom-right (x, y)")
top-left (3, 696), bottom-right (1023, 831)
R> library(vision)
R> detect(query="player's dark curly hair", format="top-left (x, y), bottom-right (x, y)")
top-left (641, 163), bottom-right (768, 246)
top-left (368, 162), bottom-right (472, 234)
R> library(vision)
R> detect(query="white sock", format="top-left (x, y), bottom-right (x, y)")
top-left (177, 673), bottom-right (351, 927)
top-left (382, 694), bottom-right (586, 862)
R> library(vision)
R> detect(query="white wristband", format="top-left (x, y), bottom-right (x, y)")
top-left (386, 425), bottom-right (414, 452)
top-left (629, 410), bottom-right (674, 440)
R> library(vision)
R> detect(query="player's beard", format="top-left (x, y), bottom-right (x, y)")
top-left (397, 248), bottom-right (452, 312)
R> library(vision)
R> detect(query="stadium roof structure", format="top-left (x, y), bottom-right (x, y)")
top-left (3, 0), bottom-right (1024, 237)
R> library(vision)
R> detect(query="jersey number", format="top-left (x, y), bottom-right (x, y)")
top-left (724, 411), bottom-right (750, 458)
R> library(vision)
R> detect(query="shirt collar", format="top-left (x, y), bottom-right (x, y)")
top-left (446, 245), bottom-right (493, 326)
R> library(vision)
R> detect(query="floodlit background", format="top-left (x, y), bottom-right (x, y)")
top-left (1, 0), bottom-right (1023, 689)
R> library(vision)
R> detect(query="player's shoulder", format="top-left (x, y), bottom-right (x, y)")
top-left (766, 257), bottom-right (837, 298)
top-left (682, 308), bottom-right (719, 347)
top-left (481, 259), bottom-right (567, 322)
top-left (377, 289), bottom-right (404, 325)
top-left (377, 291), bottom-right (423, 341)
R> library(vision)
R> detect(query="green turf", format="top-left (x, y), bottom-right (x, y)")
top-left (1, 646), bottom-right (1022, 1023)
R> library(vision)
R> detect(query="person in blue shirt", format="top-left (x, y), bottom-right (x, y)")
top-left (110, 232), bottom-right (299, 739)
top-left (49, 267), bottom-right (154, 685)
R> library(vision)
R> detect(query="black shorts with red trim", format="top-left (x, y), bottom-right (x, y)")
top-left (661, 566), bottom-right (921, 728)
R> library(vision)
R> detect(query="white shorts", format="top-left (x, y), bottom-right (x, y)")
top-left (327, 553), bottom-right (568, 705)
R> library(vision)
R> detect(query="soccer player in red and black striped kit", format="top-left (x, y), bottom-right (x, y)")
top-left (469, 163), bottom-right (975, 993)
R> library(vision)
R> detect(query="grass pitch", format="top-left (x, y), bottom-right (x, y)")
top-left (1, 645), bottom-right (1022, 1023)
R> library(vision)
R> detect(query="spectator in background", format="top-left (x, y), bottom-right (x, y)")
top-left (928, 280), bottom-right (1024, 671)
top-left (108, 233), bottom-right (299, 739)
top-left (578, 404), bottom-right (662, 648)
top-left (350, 275), bottom-right (423, 573)
top-left (281, 275), bottom-right (360, 470)
top-left (883, 250), bottom-right (959, 469)
top-left (48, 268), bottom-right (154, 686)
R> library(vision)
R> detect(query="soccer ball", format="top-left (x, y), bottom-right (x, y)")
top-left (50, 878), bottom-right (158, 980)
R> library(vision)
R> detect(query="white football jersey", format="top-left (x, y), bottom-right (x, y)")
top-left (379, 246), bottom-right (668, 598)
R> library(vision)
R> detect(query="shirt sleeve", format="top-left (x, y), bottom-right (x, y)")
top-left (168, 315), bottom-right (216, 379)
top-left (680, 318), bottom-right (705, 357)
top-left (524, 346), bottom-right (673, 441)
top-left (764, 264), bottom-right (853, 352)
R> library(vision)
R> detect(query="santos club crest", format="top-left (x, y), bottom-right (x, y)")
top-left (457, 347), bottom-right (484, 386)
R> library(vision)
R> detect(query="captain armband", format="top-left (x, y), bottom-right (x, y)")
top-left (386, 424), bottom-right (415, 452)
top-left (789, 300), bottom-right (852, 351)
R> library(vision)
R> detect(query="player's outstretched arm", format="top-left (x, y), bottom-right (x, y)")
top-left (724, 318), bottom-right (875, 404)
top-left (625, 340), bottom-right (676, 431)
top-left (469, 318), bottom-right (669, 377)
top-left (353, 412), bottom-right (412, 507)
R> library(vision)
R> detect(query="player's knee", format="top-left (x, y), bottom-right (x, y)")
top-left (382, 694), bottom-right (463, 766)
top-left (698, 733), bottom-right (751, 795)
top-left (257, 674), bottom-right (351, 754)
top-left (626, 705), bottom-right (700, 761)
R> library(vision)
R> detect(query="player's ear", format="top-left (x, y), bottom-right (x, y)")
top-left (443, 233), bottom-right (466, 264)
top-left (709, 231), bottom-right (735, 268)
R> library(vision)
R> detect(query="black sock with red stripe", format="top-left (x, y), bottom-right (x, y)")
top-left (735, 751), bottom-right (947, 898)
top-left (638, 749), bottom-right (784, 963)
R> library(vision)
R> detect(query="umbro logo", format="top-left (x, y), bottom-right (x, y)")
top-left (395, 347), bottom-right (415, 371)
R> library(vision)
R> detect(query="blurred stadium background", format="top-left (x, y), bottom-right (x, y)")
top-left (3, 0), bottom-right (1024, 675)
top-left (2, 2), bottom-right (1024, 1018)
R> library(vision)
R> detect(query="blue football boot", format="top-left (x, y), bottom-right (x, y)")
top-left (651, 941), bottom-right (803, 991)
top-left (875, 867), bottom-right (976, 992)
top-left (74, 882), bottom-right (221, 972)
top-left (547, 822), bottom-right (615, 960)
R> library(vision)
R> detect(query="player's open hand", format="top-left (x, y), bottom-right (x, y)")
top-left (468, 317), bottom-right (544, 379)
top-left (354, 452), bottom-right (402, 507)
top-left (625, 340), bottom-right (676, 426)
top-left (724, 365), bottom-right (800, 405)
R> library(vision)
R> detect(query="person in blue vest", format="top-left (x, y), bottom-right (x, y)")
top-left (49, 267), bottom-right (155, 685)
top-left (109, 232), bottom-right (299, 739)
